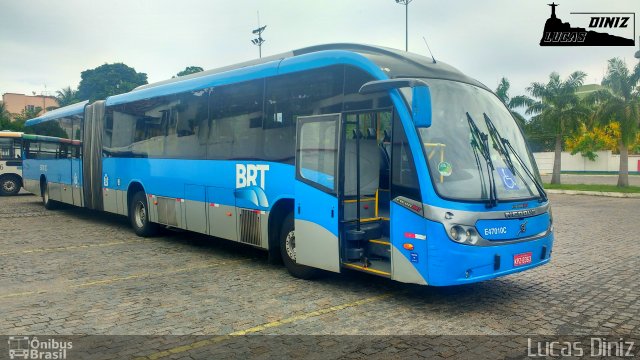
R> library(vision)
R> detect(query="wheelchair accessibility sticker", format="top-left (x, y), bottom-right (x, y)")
top-left (497, 167), bottom-right (519, 190)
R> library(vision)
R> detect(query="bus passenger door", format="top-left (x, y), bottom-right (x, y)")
top-left (294, 114), bottom-right (341, 273)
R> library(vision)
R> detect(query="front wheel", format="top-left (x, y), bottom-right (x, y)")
top-left (130, 191), bottom-right (159, 237)
top-left (280, 213), bottom-right (320, 280)
top-left (42, 182), bottom-right (58, 210)
top-left (0, 175), bottom-right (20, 196)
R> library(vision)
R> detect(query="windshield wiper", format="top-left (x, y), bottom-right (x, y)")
top-left (483, 113), bottom-right (548, 203)
top-left (466, 112), bottom-right (498, 208)
top-left (483, 113), bottom-right (536, 198)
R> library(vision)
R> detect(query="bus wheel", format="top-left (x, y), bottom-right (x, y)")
top-left (42, 182), bottom-right (58, 209)
top-left (0, 175), bottom-right (20, 196)
top-left (130, 191), bottom-right (158, 237)
top-left (280, 213), bottom-right (320, 280)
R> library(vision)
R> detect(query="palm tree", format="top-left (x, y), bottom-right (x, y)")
top-left (495, 77), bottom-right (526, 128)
top-left (588, 58), bottom-right (640, 187)
top-left (56, 86), bottom-right (79, 107)
top-left (511, 71), bottom-right (591, 184)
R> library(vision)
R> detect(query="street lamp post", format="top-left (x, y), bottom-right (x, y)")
top-left (395, 0), bottom-right (412, 52)
top-left (251, 26), bottom-right (266, 58)
top-left (251, 12), bottom-right (266, 59)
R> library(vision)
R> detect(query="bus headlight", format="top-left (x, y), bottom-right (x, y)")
top-left (549, 207), bottom-right (554, 232)
top-left (448, 225), bottom-right (479, 245)
top-left (450, 226), bottom-right (462, 241)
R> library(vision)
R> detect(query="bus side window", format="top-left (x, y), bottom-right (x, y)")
top-left (391, 113), bottom-right (421, 202)
top-left (0, 138), bottom-right (10, 159)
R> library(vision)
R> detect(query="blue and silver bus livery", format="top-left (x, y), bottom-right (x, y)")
top-left (23, 44), bottom-right (553, 286)
top-left (22, 101), bottom-right (87, 208)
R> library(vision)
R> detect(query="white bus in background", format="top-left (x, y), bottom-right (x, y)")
top-left (0, 131), bottom-right (23, 196)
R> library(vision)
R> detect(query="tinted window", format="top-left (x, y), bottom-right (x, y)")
top-left (209, 80), bottom-right (264, 160)
top-left (165, 90), bottom-right (209, 159)
top-left (297, 116), bottom-right (339, 192)
top-left (264, 65), bottom-right (344, 164)
top-left (343, 66), bottom-right (393, 112)
top-left (28, 118), bottom-right (70, 138)
top-left (391, 113), bottom-right (421, 202)
top-left (105, 96), bottom-right (175, 158)
top-left (39, 142), bottom-right (59, 159)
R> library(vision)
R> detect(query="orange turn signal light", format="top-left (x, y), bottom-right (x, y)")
top-left (403, 243), bottom-right (414, 251)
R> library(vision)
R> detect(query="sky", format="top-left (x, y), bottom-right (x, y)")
top-left (1, 0), bottom-right (638, 101)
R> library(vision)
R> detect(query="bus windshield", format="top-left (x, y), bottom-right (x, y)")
top-left (415, 79), bottom-right (541, 203)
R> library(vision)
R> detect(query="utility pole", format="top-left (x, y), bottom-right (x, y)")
top-left (42, 85), bottom-right (46, 114)
top-left (251, 11), bottom-right (267, 58)
top-left (395, 0), bottom-right (412, 52)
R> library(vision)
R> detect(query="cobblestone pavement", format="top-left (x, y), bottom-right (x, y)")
top-left (1, 193), bottom-right (638, 358)
top-left (541, 174), bottom-right (640, 186)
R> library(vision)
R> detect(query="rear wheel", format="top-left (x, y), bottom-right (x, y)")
top-left (42, 182), bottom-right (58, 210)
top-left (280, 213), bottom-right (320, 279)
top-left (130, 191), bottom-right (158, 237)
top-left (0, 175), bottom-right (20, 196)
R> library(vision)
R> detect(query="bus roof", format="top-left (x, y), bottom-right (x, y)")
top-left (0, 131), bottom-right (23, 138)
top-left (106, 43), bottom-right (488, 106)
top-left (24, 100), bottom-right (89, 127)
top-left (21, 133), bottom-right (80, 144)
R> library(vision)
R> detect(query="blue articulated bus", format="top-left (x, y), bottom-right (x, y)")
top-left (23, 44), bottom-right (553, 286)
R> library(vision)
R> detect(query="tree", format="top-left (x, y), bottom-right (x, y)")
top-left (587, 58), bottom-right (640, 187)
top-left (565, 122), bottom-right (620, 160)
top-left (77, 63), bottom-right (148, 102)
top-left (56, 86), bottom-right (80, 107)
top-left (9, 106), bottom-right (43, 132)
top-left (175, 66), bottom-right (204, 78)
top-left (0, 102), bottom-right (12, 130)
top-left (495, 77), bottom-right (526, 128)
top-left (511, 71), bottom-right (591, 184)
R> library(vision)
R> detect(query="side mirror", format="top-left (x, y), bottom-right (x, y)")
top-left (359, 78), bottom-right (432, 128)
top-left (411, 86), bottom-right (432, 128)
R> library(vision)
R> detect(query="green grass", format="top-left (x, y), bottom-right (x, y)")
top-left (544, 183), bottom-right (640, 193)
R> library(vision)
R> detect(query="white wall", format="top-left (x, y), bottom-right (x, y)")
top-left (533, 151), bottom-right (640, 174)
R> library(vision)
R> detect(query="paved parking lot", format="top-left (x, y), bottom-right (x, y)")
top-left (1, 193), bottom-right (639, 357)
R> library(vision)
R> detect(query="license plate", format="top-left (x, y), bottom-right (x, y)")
top-left (513, 252), bottom-right (532, 267)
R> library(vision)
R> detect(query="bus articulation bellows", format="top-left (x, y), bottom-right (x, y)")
top-left (23, 44), bottom-right (554, 286)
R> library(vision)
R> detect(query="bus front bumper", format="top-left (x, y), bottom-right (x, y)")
top-left (425, 224), bottom-right (554, 286)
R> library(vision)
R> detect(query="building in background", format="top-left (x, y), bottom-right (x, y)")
top-left (1, 93), bottom-right (59, 119)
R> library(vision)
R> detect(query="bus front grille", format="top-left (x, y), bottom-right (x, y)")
top-left (239, 209), bottom-right (262, 246)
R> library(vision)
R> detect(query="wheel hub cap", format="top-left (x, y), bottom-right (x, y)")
top-left (3, 181), bottom-right (15, 192)
top-left (135, 202), bottom-right (146, 228)
top-left (285, 230), bottom-right (296, 262)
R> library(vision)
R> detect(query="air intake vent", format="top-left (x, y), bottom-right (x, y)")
top-left (157, 197), bottom-right (178, 226)
top-left (239, 209), bottom-right (262, 246)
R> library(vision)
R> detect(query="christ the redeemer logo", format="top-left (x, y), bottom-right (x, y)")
top-left (540, 2), bottom-right (635, 46)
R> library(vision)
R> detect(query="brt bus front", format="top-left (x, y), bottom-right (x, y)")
top-left (359, 78), bottom-right (554, 286)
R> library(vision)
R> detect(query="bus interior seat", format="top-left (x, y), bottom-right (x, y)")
top-left (367, 128), bottom-right (376, 139)
top-left (344, 139), bottom-right (379, 198)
